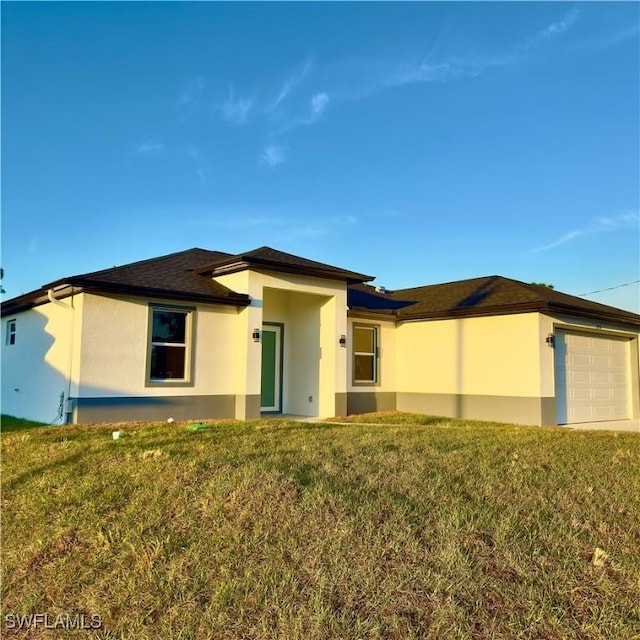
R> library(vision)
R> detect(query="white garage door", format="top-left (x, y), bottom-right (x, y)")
top-left (555, 330), bottom-right (632, 424)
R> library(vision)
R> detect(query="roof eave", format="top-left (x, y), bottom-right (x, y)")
top-left (545, 302), bottom-right (640, 327)
top-left (72, 280), bottom-right (251, 307)
top-left (348, 308), bottom-right (398, 320)
top-left (398, 301), bottom-right (549, 321)
top-left (199, 259), bottom-right (374, 285)
top-left (397, 300), bottom-right (640, 326)
top-left (1, 280), bottom-right (250, 316)
top-left (1, 286), bottom-right (81, 317)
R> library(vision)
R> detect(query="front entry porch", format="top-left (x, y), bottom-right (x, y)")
top-left (260, 286), bottom-right (343, 418)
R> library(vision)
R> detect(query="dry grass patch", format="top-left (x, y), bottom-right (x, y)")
top-left (2, 416), bottom-right (639, 639)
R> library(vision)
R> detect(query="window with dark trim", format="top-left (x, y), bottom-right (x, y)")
top-left (353, 324), bottom-right (378, 384)
top-left (147, 307), bottom-right (192, 383)
top-left (5, 319), bottom-right (16, 346)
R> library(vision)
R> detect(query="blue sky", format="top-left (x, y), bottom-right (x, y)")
top-left (2, 2), bottom-right (639, 311)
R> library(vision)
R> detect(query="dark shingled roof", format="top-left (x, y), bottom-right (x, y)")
top-left (2, 249), bottom-right (251, 315)
top-left (347, 283), bottom-right (415, 314)
top-left (1, 246), bottom-right (373, 316)
top-left (195, 246), bottom-right (374, 284)
top-left (359, 275), bottom-right (639, 326)
top-left (3, 249), bottom-right (638, 328)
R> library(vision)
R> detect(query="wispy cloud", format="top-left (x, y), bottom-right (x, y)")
top-left (513, 7), bottom-right (582, 54)
top-left (344, 7), bottom-right (583, 98)
top-left (532, 212), bottom-right (640, 252)
top-left (271, 91), bottom-right (331, 136)
top-left (310, 92), bottom-right (330, 116)
top-left (218, 86), bottom-right (253, 125)
top-left (387, 61), bottom-right (456, 87)
top-left (336, 45), bottom-right (518, 99)
top-left (538, 7), bottom-right (580, 40)
top-left (386, 56), bottom-right (512, 88)
top-left (134, 140), bottom-right (165, 156)
top-left (204, 7), bottom-right (592, 170)
top-left (267, 58), bottom-right (314, 113)
top-left (261, 144), bottom-right (286, 168)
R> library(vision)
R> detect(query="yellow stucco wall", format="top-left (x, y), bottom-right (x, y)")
top-left (396, 312), bottom-right (543, 397)
top-left (78, 293), bottom-right (240, 397)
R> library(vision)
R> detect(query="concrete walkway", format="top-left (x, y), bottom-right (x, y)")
top-left (565, 419), bottom-right (640, 433)
top-left (262, 414), bottom-right (322, 422)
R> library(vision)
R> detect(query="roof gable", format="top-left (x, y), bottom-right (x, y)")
top-left (194, 246), bottom-right (374, 284)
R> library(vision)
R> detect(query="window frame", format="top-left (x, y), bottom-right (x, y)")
top-left (5, 319), bottom-right (16, 346)
top-left (352, 323), bottom-right (379, 386)
top-left (145, 304), bottom-right (195, 387)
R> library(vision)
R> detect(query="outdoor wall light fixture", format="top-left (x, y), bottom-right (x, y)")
top-left (252, 328), bottom-right (261, 343)
top-left (339, 334), bottom-right (347, 347)
top-left (546, 333), bottom-right (555, 347)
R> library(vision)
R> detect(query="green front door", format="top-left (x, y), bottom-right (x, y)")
top-left (261, 324), bottom-right (282, 412)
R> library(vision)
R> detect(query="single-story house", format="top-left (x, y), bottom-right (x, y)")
top-left (2, 246), bottom-right (639, 427)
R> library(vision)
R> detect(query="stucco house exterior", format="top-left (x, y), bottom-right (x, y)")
top-left (2, 246), bottom-right (639, 427)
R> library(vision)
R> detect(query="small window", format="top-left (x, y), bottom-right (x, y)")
top-left (147, 307), bottom-right (192, 383)
top-left (5, 319), bottom-right (16, 346)
top-left (353, 324), bottom-right (378, 384)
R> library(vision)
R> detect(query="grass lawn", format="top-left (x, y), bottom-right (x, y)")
top-left (1, 414), bottom-right (48, 434)
top-left (2, 413), bottom-right (639, 639)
